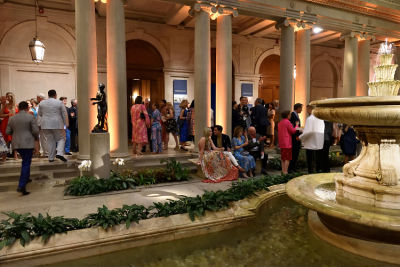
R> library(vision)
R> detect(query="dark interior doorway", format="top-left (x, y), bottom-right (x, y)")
top-left (126, 39), bottom-right (164, 141)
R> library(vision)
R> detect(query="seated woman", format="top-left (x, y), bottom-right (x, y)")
top-left (198, 127), bottom-right (239, 183)
top-left (232, 126), bottom-right (256, 177)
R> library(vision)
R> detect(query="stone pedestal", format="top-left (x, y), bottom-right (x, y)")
top-left (90, 133), bottom-right (110, 179)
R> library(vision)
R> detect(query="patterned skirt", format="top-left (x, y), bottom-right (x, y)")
top-left (201, 150), bottom-right (239, 183)
top-left (0, 132), bottom-right (8, 157)
top-left (165, 118), bottom-right (178, 134)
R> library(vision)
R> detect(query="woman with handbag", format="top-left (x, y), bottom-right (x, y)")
top-left (130, 96), bottom-right (150, 155)
top-left (232, 126), bottom-right (256, 177)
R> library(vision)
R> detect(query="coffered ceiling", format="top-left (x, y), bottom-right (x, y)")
top-left (1, 0), bottom-right (399, 50)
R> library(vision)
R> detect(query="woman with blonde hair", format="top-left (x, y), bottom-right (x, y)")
top-left (0, 92), bottom-right (18, 159)
top-left (198, 127), bottom-right (238, 183)
top-left (178, 99), bottom-right (189, 151)
top-left (164, 102), bottom-right (179, 150)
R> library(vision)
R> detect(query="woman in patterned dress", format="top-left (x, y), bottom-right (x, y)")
top-left (164, 102), bottom-right (179, 150)
top-left (150, 102), bottom-right (162, 153)
top-left (232, 126), bottom-right (256, 177)
top-left (198, 127), bottom-right (238, 183)
top-left (130, 96), bottom-right (150, 155)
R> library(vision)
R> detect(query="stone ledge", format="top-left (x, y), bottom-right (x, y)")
top-left (0, 185), bottom-right (286, 266)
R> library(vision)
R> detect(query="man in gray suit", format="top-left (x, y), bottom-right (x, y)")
top-left (6, 101), bottom-right (39, 195)
top-left (38, 89), bottom-right (68, 162)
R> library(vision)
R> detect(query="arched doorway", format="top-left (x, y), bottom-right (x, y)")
top-left (258, 54), bottom-right (280, 103)
top-left (310, 60), bottom-right (338, 100)
top-left (126, 39), bottom-right (164, 140)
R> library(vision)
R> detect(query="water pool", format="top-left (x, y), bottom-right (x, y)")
top-left (45, 195), bottom-right (395, 267)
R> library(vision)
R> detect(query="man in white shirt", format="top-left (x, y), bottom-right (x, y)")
top-left (38, 90), bottom-right (68, 162)
top-left (299, 105), bottom-right (325, 174)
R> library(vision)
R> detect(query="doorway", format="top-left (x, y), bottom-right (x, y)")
top-left (126, 39), bottom-right (164, 140)
top-left (258, 54), bottom-right (280, 104)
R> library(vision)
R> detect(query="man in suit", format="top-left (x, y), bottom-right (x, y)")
top-left (38, 89), bottom-right (68, 162)
top-left (288, 103), bottom-right (303, 173)
top-left (6, 101), bottom-right (39, 195)
top-left (246, 126), bottom-right (268, 174)
top-left (68, 99), bottom-right (78, 152)
top-left (252, 98), bottom-right (269, 136)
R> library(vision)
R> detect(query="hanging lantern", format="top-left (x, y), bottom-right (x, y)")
top-left (29, 37), bottom-right (46, 63)
top-left (29, 0), bottom-right (45, 64)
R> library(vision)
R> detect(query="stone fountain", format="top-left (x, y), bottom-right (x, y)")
top-left (286, 40), bottom-right (400, 264)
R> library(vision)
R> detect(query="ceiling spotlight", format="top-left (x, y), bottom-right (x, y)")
top-left (313, 26), bottom-right (323, 34)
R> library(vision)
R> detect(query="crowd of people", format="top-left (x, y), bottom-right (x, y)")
top-left (197, 96), bottom-right (359, 183)
top-left (1, 90), bottom-right (78, 195)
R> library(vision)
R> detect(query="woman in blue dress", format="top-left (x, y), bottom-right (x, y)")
top-left (232, 126), bottom-right (256, 177)
top-left (178, 100), bottom-right (190, 151)
top-left (150, 102), bottom-right (162, 153)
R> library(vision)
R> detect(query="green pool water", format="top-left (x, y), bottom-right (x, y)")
top-left (45, 195), bottom-right (395, 267)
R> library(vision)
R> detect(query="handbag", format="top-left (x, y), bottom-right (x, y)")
top-left (240, 150), bottom-right (250, 156)
top-left (140, 111), bottom-right (145, 120)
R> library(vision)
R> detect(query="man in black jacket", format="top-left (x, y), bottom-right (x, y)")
top-left (212, 125), bottom-right (232, 152)
top-left (252, 98), bottom-right (269, 136)
top-left (288, 103), bottom-right (303, 173)
top-left (68, 99), bottom-right (78, 152)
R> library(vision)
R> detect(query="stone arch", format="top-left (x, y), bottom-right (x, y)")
top-left (311, 55), bottom-right (340, 100)
top-left (0, 19), bottom-right (76, 61)
top-left (254, 47), bottom-right (280, 74)
top-left (126, 31), bottom-right (170, 65)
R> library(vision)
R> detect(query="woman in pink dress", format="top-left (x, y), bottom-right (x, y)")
top-left (0, 92), bottom-right (18, 159)
top-left (278, 110), bottom-right (299, 174)
top-left (130, 96), bottom-right (150, 155)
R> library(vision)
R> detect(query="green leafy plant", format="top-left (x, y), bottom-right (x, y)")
top-left (1, 173), bottom-right (303, 250)
top-left (65, 159), bottom-right (190, 196)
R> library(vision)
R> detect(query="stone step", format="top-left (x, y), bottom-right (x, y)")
top-left (0, 160), bottom-right (77, 174)
top-left (0, 169), bottom-right (80, 183)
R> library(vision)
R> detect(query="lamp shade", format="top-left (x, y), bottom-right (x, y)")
top-left (29, 37), bottom-right (46, 63)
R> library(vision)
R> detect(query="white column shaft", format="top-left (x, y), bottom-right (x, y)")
top-left (194, 10), bottom-right (211, 145)
top-left (295, 28), bottom-right (310, 125)
top-left (75, 0), bottom-right (98, 160)
top-left (107, 0), bottom-right (129, 157)
top-left (279, 24), bottom-right (295, 112)
top-left (343, 36), bottom-right (358, 97)
top-left (357, 39), bottom-right (370, 96)
top-left (216, 15), bottom-right (232, 136)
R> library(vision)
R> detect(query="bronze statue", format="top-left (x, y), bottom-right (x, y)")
top-left (91, 83), bottom-right (108, 133)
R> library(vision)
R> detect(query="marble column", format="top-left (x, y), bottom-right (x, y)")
top-left (106, 0), bottom-right (129, 158)
top-left (194, 10), bottom-right (211, 146)
top-left (357, 39), bottom-right (370, 96)
top-left (216, 14), bottom-right (232, 137)
top-left (75, 0), bottom-right (98, 160)
top-left (279, 22), bottom-right (295, 112)
top-left (343, 34), bottom-right (358, 97)
top-left (295, 28), bottom-right (310, 125)
top-left (395, 46), bottom-right (400, 82)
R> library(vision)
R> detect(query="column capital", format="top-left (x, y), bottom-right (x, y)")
top-left (189, 1), bottom-right (238, 20)
top-left (340, 31), bottom-right (375, 41)
top-left (275, 18), bottom-right (313, 31)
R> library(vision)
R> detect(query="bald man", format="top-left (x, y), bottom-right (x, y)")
top-left (246, 126), bottom-right (268, 175)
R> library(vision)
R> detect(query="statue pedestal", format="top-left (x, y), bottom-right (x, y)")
top-left (90, 132), bottom-right (110, 179)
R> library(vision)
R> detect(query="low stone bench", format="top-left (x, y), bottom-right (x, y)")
top-left (188, 158), bottom-right (206, 179)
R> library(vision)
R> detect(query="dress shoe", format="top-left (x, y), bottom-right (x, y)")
top-left (27, 179), bottom-right (32, 183)
top-left (17, 187), bottom-right (30, 196)
top-left (49, 159), bottom-right (54, 162)
top-left (65, 152), bottom-right (72, 156)
top-left (56, 155), bottom-right (67, 162)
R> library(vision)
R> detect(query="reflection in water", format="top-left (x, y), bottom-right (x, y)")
top-left (45, 196), bottom-right (396, 267)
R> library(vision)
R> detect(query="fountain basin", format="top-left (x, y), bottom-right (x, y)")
top-left (286, 173), bottom-right (400, 264)
top-left (312, 96), bottom-right (400, 126)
